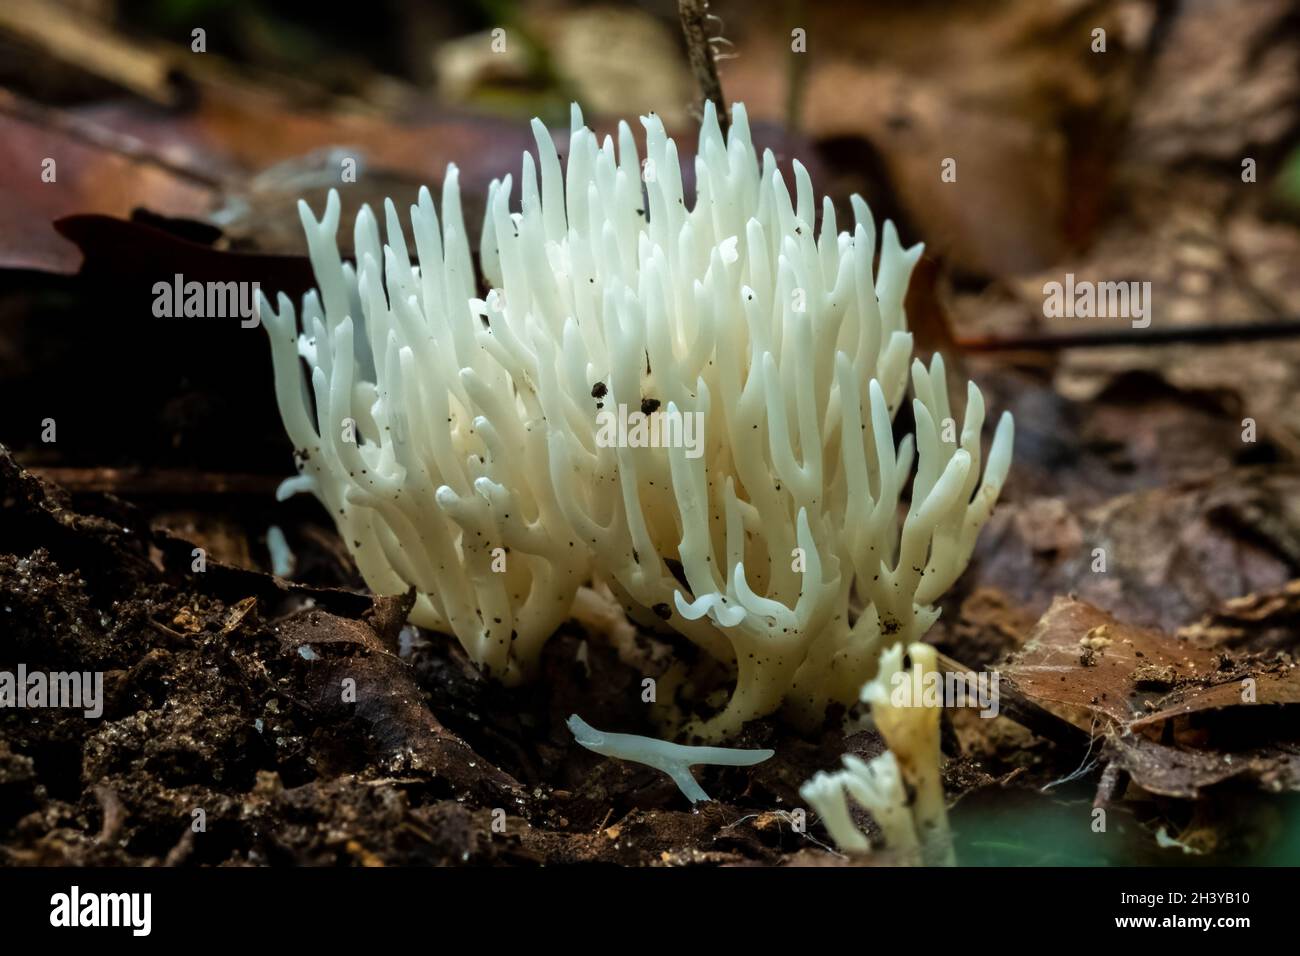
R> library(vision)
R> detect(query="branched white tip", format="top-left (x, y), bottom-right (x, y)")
top-left (567, 714), bottom-right (773, 804)
top-left (801, 641), bottom-right (957, 863)
top-left (859, 642), bottom-right (954, 865)
top-left (799, 751), bottom-right (921, 858)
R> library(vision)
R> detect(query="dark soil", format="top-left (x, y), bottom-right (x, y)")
top-left (4, 443), bottom-right (1021, 866)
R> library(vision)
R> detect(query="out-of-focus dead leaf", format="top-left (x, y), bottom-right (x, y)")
top-left (432, 30), bottom-right (537, 105)
top-left (1128, 0), bottom-right (1300, 164)
top-left (1178, 580), bottom-right (1300, 654)
top-left (0, 98), bottom-right (215, 273)
top-left (930, 586), bottom-right (1040, 670)
top-left (973, 468), bottom-right (1300, 633)
top-left (54, 213), bottom-right (317, 303)
top-left (804, 64), bottom-right (1069, 276)
top-left (719, 0), bottom-right (1141, 277)
top-left (8, 75), bottom-right (815, 269)
top-left (533, 6), bottom-right (695, 128)
top-left (0, 0), bottom-right (182, 105)
top-left (1105, 733), bottom-right (1300, 799)
top-left (939, 0), bottom-right (1300, 420)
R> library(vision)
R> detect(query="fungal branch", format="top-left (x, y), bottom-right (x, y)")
top-left (800, 751), bottom-right (920, 858)
top-left (862, 642), bottom-right (955, 865)
top-left (260, 182), bottom-right (590, 687)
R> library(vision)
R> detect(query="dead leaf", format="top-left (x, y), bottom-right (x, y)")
top-left (1002, 597), bottom-right (1220, 730)
top-left (1003, 597), bottom-right (1300, 797)
top-left (0, 98), bottom-right (215, 273)
top-left (1178, 579), bottom-right (1300, 653)
top-left (973, 468), bottom-right (1300, 633)
top-left (1128, 0), bottom-right (1300, 164)
top-left (278, 602), bottom-right (521, 802)
top-left (0, 0), bottom-right (182, 105)
top-left (1106, 733), bottom-right (1300, 799)
top-left (721, 0), bottom-right (1140, 277)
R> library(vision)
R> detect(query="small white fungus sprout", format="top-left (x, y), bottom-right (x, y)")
top-left (800, 641), bottom-right (954, 864)
top-left (799, 750), bottom-right (919, 858)
top-left (260, 101), bottom-right (1012, 737)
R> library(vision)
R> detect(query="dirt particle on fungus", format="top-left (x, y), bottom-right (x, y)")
top-left (641, 397), bottom-right (661, 415)
top-left (591, 382), bottom-right (608, 399)
top-left (652, 603), bottom-right (672, 620)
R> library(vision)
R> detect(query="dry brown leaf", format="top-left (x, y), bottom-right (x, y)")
top-left (1002, 597), bottom-right (1300, 796)
top-left (973, 468), bottom-right (1300, 633)
top-left (1003, 597), bottom-right (1219, 729)
top-left (0, 100), bottom-right (215, 273)
top-left (1105, 733), bottom-right (1300, 799)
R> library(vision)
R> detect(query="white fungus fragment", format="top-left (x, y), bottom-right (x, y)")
top-left (266, 524), bottom-right (295, 578)
top-left (800, 641), bottom-right (954, 864)
top-left (567, 713), bottom-right (772, 804)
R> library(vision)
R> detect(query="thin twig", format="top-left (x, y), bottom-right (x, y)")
top-left (29, 466), bottom-right (281, 497)
top-left (957, 320), bottom-right (1300, 353)
top-left (678, 0), bottom-right (729, 133)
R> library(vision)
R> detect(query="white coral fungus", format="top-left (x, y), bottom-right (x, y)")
top-left (799, 750), bottom-right (919, 858)
top-left (260, 101), bottom-right (1012, 739)
top-left (567, 713), bottom-right (772, 804)
top-left (801, 642), bottom-right (954, 864)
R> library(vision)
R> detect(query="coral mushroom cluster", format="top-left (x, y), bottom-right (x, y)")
top-left (261, 101), bottom-right (1012, 740)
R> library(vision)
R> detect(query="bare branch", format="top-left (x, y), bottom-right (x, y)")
top-left (678, 0), bottom-right (729, 133)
